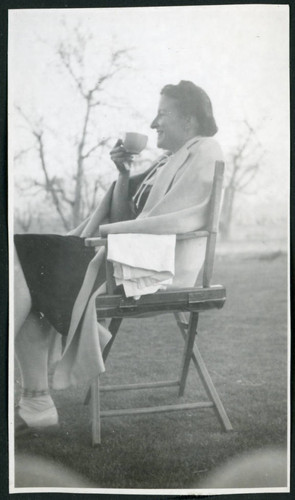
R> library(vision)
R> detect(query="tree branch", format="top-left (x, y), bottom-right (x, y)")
top-left (81, 138), bottom-right (109, 160)
top-left (33, 130), bottom-right (71, 231)
top-left (57, 43), bottom-right (86, 98)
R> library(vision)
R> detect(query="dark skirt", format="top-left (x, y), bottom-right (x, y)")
top-left (14, 234), bottom-right (97, 335)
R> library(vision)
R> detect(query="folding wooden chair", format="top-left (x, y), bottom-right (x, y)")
top-left (85, 161), bottom-right (232, 445)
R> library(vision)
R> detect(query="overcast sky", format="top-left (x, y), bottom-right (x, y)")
top-left (8, 5), bottom-right (289, 230)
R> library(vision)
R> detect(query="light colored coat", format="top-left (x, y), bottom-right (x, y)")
top-left (51, 136), bottom-right (223, 389)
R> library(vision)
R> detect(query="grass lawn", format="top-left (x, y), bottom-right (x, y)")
top-left (14, 253), bottom-right (289, 490)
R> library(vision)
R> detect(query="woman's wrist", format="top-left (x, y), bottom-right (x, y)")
top-left (118, 168), bottom-right (130, 178)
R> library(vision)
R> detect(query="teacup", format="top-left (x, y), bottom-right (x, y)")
top-left (123, 132), bottom-right (148, 154)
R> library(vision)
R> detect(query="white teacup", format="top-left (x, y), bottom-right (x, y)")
top-left (123, 132), bottom-right (148, 154)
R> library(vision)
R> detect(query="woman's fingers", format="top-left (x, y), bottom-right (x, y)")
top-left (110, 138), bottom-right (124, 154)
top-left (110, 140), bottom-right (134, 172)
top-left (111, 150), bottom-right (134, 161)
top-left (114, 138), bottom-right (123, 147)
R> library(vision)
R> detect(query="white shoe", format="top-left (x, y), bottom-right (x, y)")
top-left (15, 406), bottom-right (59, 437)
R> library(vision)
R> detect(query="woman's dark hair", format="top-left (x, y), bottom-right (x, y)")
top-left (161, 80), bottom-right (218, 136)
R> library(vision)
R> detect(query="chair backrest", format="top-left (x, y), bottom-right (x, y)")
top-left (201, 161), bottom-right (225, 287)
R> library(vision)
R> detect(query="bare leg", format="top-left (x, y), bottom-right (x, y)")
top-left (14, 246), bottom-right (58, 430)
top-left (14, 247), bottom-right (32, 337)
top-left (15, 312), bottom-right (52, 391)
top-left (15, 312), bottom-right (59, 430)
top-left (14, 245), bottom-right (53, 389)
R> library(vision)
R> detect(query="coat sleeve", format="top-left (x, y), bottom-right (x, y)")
top-left (99, 204), bottom-right (208, 236)
top-left (67, 166), bottom-right (153, 237)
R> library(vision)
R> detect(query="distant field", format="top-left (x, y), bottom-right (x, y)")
top-left (14, 253), bottom-right (289, 490)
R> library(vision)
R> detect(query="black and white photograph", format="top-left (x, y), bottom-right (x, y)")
top-left (8, 4), bottom-right (289, 494)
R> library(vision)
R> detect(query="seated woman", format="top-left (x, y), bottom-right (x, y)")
top-left (14, 80), bottom-right (223, 435)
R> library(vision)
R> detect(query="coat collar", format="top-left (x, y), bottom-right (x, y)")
top-left (165, 135), bottom-right (203, 157)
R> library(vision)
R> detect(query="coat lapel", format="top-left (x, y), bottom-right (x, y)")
top-left (140, 147), bottom-right (190, 214)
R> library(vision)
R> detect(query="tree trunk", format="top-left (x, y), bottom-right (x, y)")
top-left (72, 97), bottom-right (91, 227)
top-left (220, 185), bottom-right (235, 240)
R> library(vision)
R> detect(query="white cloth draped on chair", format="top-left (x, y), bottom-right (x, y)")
top-left (108, 233), bottom-right (176, 298)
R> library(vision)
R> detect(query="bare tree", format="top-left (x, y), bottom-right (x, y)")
top-left (14, 25), bottom-right (134, 231)
top-left (220, 119), bottom-right (265, 240)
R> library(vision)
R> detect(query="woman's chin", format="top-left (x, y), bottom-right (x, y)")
top-left (157, 137), bottom-right (166, 149)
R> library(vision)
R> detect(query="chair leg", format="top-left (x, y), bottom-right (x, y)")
top-left (87, 317), bottom-right (124, 445)
top-left (84, 317), bottom-right (123, 405)
top-left (175, 312), bottom-right (233, 431)
top-left (91, 377), bottom-right (101, 446)
top-left (189, 342), bottom-right (233, 431)
top-left (178, 312), bottom-right (199, 397)
top-left (103, 317), bottom-right (123, 361)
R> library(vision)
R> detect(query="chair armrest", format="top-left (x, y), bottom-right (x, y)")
top-left (86, 232), bottom-right (209, 246)
top-left (85, 237), bottom-right (107, 247)
top-left (176, 230), bottom-right (209, 240)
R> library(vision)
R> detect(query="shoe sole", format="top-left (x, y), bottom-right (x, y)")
top-left (15, 423), bottom-right (60, 439)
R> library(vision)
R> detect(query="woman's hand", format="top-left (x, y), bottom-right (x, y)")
top-left (110, 139), bottom-right (134, 174)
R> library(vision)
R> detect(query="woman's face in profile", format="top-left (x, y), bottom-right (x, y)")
top-left (150, 95), bottom-right (189, 153)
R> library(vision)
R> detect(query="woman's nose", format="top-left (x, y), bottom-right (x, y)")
top-left (150, 116), bottom-right (158, 129)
